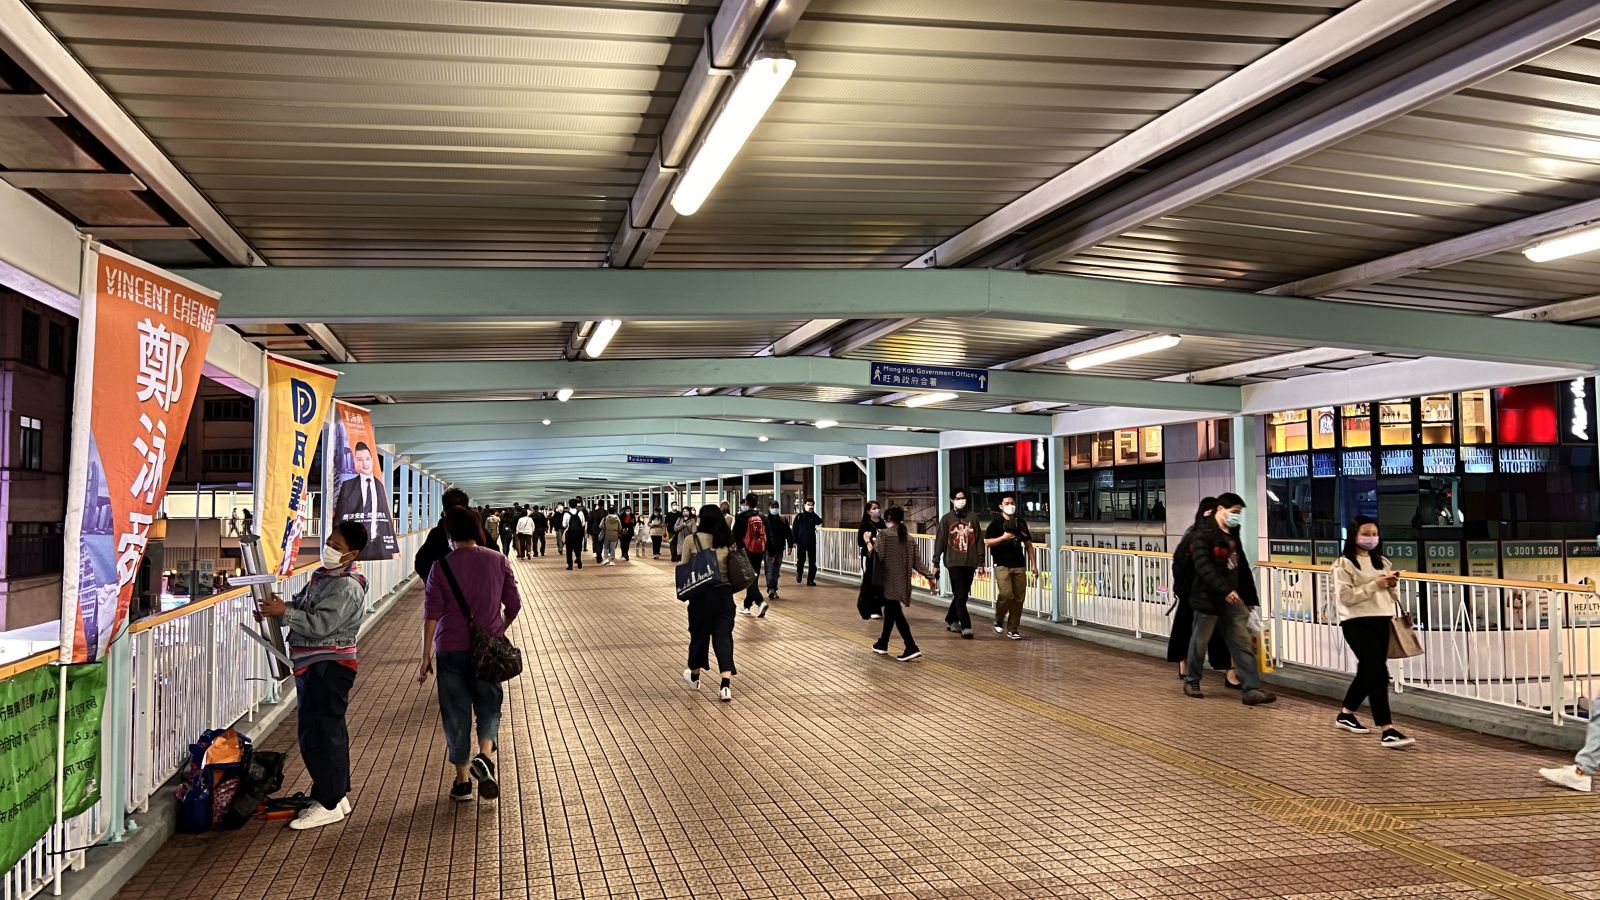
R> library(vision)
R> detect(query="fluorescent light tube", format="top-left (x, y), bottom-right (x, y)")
top-left (758, 435), bottom-right (769, 442)
top-left (1525, 224), bottom-right (1600, 262)
top-left (556, 388), bottom-right (574, 402)
top-left (541, 418), bottom-right (551, 425)
top-left (904, 392), bottom-right (958, 408)
top-left (584, 319), bottom-right (622, 358)
top-left (669, 53), bottom-right (796, 216)
top-left (814, 419), bottom-right (838, 429)
top-left (1065, 334), bottom-right (1182, 371)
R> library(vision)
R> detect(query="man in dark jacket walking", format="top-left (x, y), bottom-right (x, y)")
top-left (762, 499), bottom-right (793, 602)
top-left (1183, 492), bottom-right (1275, 705)
top-left (790, 500), bottom-right (822, 586)
top-left (415, 488), bottom-right (472, 582)
top-left (733, 494), bottom-right (767, 617)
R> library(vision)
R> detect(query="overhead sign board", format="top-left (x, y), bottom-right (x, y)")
top-left (626, 455), bottom-right (673, 465)
top-left (870, 361), bottom-right (988, 393)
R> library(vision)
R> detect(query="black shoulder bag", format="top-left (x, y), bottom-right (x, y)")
top-left (438, 557), bottom-right (523, 683)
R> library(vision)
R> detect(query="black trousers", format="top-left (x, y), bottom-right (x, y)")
top-left (567, 540), bottom-right (584, 569)
top-left (1341, 616), bottom-right (1393, 724)
top-left (794, 544), bottom-right (817, 583)
top-left (687, 587), bottom-right (737, 675)
top-left (876, 599), bottom-right (917, 652)
top-left (1168, 600), bottom-right (1231, 668)
top-left (594, 534), bottom-right (604, 562)
top-left (621, 533), bottom-right (632, 560)
top-left (534, 531), bottom-right (546, 556)
top-left (295, 661), bottom-right (355, 811)
top-left (652, 536), bottom-right (663, 556)
top-left (670, 534), bottom-right (681, 562)
top-left (943, 566), bottom-right (976, 630)
top-left (742, 549), bottom-right (764, 608)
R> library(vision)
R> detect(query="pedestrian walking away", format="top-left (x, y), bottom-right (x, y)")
top-left (680, 504), bottom-right (738, 702)
top-left (414, 488), bottom-right (475, 583)
top-left (563, 501), bottom-right (588, 570)
top-left (1539, 711), bottom-right (1600, 792)
top-left (867, 506), bottom-right (935, 661)
top-left (600, 507), bottom-right (623, 565)
top-left (933, 488), bottom-right (983, 639)
top-left (791, 499), bottom-right (821, 586)
top-left (515, 508), bottom-right (535, 559)
top-left (256, 520), bottom-right (370, 831)
top-left (762, 499), bottom-right (792, 601)
top-left (552, 504), bottom-right (566, 555)
top-left (418, 506), bottom-right (522, 802)
top-left (1168, 497), bottom-right (1237, 686)
top-left (531, 506), bottom-right (549, 557)
top-left (1332, 516), bottom-right (1415, 749)
top-left (984, 495), bottom-right (1035, 640)
top-left (589, 505), bottom-right (607, 564)
top-left (1182, 493), bottom-right (1275, 706)
top-left (733, 494), bottom-right (768, 616)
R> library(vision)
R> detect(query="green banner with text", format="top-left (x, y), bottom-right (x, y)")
top-left (0, 661), bottom-right (104, 875)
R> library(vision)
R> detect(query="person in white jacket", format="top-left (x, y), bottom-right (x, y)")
top-left (1331, 516), bottom-right (1415, 749)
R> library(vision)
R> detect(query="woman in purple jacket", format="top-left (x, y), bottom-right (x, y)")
top-left (417, 506), bottom-right (522, 802)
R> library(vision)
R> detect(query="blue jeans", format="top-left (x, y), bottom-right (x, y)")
top-left (604, 539), bottom-right (618, 560)
top-left (764, 553), bottom-right (783, 594)
top-left (436, 650), bottom-right (503, 765)
top-left (1578, 711), bottom-right (1600, 775)
top-left (1186, 606), bottom-right (1262, 692)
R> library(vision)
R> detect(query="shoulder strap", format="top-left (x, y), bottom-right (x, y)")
top-left (437, 557), bottom-right (474, 624)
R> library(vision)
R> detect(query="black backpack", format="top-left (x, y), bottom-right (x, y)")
top-left (1170, 532), bottom-right (1195, 606)
top-left (220, 750), bottom-right (288, 829)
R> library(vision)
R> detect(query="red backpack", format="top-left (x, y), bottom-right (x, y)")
top-left (745, 515), bottom-right (768, 554)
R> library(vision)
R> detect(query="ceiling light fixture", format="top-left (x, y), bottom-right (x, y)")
top-left (556, 388), bottom-right (574, 402)
top-left (719, 447), bottom-right (727, 452)
top-left (541, 418), bottom-right (551, 426)
top-left (1525, 224), bottom-right (1600, 262)
top-left (758, 435), bottom-right (769, 442)
top-left (669, 51), bottom-right (797, 216)
top-left (904, 391), bottom-right (959, 408)
top-left (1065, 334), bottom-right (1182, 371)
top-left (814, 419), bottom-right (838, 429)
top-left (584, 319), bottom-right (622, 358)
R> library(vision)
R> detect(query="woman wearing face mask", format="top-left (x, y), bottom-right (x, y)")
top-left (867, 506), bottom-right (935, 661)
top-left (418, 506), bottom-right (522, 801)
top-left (1169, 498), bottom-right (1237, 684)
top-left (1332, 517), bottom-right (1415, 748)
top-left (934, 488), bottom-right (984, 638)
top-left (856, 501), bottom-right (884, 620)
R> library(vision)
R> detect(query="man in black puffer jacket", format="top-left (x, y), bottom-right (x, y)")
top-left (1183, 493), bottom-right (1275, 706)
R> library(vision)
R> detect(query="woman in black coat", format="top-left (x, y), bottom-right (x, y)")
top-left (855, 501), bottom-right (884, 620)
top-left (1168, 497), bottom-right (1238, 685)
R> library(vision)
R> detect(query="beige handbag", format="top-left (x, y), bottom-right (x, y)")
top-left (1386, 599), bottom-right (1424, 659)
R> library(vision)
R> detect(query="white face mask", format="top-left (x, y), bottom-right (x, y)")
top-left (804, 503), bottom-right (814, 511)
top-left (321, 545), bottom-right (350, 569)
top-left (1001, 503), bottom-right (1017, 516)
top-left (952, 498), bottom-right (967, 510)
top-left (769, 507), bottom-right (780, 514)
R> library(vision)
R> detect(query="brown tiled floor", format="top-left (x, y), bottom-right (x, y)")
top-left (116, 551), bottom-right (1587, 900)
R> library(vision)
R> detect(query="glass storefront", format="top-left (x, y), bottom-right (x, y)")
top-left (1263, 380), bottom-right (1599, 581)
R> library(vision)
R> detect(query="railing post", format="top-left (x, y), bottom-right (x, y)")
top-left (100, 632), bottom-right (134, 843)
top-left (1068, 549), bottom-right (1080, 625)
top-left (1550, 589), bottom-right (1566, 725)
top-left (1133, 555), bottom-right (1144, 638)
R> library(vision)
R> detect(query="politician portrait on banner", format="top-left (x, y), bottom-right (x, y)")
top-left (329, 400), bottom-right (398, 560)
top-left (62, 246), bottom-right (218, 663)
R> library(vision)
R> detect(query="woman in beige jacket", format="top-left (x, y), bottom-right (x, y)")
top-left (1332, 516), bottom-right (1415, 749)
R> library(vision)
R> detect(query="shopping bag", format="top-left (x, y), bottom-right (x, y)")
top-left (676, 543), bottom-right (723, 601)
top-left (725, 547), bottom-right (757, 593)
top-left (1246, 608), bottom-right (1273, 674)
top-left (1387, 608), bottom-right (1424, 659)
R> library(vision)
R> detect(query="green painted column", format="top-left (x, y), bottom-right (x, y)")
top-left (936, 448), bottom-right (951, 596)
top-left (1231, 413), bottom-right (1260, 559)
top-left (741, 473), bottom-right (750, 501)
top-left (1048, 436), bottom-right (1066, 622)
top-left (865, 457), bottom-right (878, 502)
top-left (811, 463), bottom-right (822, 515)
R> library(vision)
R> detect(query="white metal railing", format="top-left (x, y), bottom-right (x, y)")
top-left (1, 530), bottom-right (426, 900)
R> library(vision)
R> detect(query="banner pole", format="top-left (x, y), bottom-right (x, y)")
top-left (52, 663), bottom-right (67, 894)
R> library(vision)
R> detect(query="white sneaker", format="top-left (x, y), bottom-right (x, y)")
top-left (683, 668), bottom-right (700, 689)
top-left (337, 797), bottom-right (352, 815)
top-left (719, 684), bottom-right (733, 702)
top-left (288, 801), bottom-right (346, 830)
top-left (1540, 765), bottom-right (1593, 792)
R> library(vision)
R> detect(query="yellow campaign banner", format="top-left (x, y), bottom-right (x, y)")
top-left (261, 356), bottom-right (338, 576)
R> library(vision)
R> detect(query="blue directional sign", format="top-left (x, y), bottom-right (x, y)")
top-left (869, 361), bottom-right (989, 393)
top-left (627, 455), bottom-right (673, 465)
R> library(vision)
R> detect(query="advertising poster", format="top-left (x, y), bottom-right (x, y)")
top-left (61, 247), bottom-right (217, 663)
top-left (261, 356), bottom-right (338, 575)
top-left (328, 401), bottom-right (398, 560)
top-left (1314, 541), bottom-right (1341, 564)
top-left (1268, 539), bottom-right (1313, 566)
top-left (1502, 541), bottom-right (1563, 583)
top-left (1564, 541), bottom-right (1600, 591)
top-left (1467, 542), bottom-right (1500, 580)
top-left (0, 662), bottom-right (104, 874)
top-left (1424, 542), bottom-right (1461, 576)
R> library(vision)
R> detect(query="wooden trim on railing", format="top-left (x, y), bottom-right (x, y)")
top-left (129, 561), bottom-right (321, 633)
top-left (0, 648), bottom-right (59, 680)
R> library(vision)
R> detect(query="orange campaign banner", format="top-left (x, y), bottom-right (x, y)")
top-left (61, 246), bottom-right (219, 663)
top-left (327, 400), bottom-right (398, 560)
top-left (260, 356), bottom-right (338, 576)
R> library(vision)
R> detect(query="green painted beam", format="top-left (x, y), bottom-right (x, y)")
top-left (404, 435), bottom-right (869, 462)
top-left (369, 396), bottom-right (1051, 435)
top-left (189, 267), bottom-right (1600, 368)
top-left (382, 417), bottom-right (939, 450)
top-left (335, 356), bottom-right (1238, 412)
top-left (420, 449), bottom-right (823, 470)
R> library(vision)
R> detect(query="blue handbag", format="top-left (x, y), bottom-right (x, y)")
top-left (675, 535), bottom-right (723, 601)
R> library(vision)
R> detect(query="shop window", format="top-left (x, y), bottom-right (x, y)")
top-left (1460, 390), bottom-right (1492, 444)
top-left (203, 397), bottom-right (254, 421)
top-left (7, 522), bottom-right (64, 578)
top-left (1198, 418), bottom-right (1231, 461)
top-left (1420, 394), bottom-right (1454, 445)
top-left (1312, 407), bottom-right (1336, 450)
top-left (1267, 409), bottom-right (1309, 453)
top-left (202, 447), bottom-right (251, 473)
top-left (1115, 429), bottom-right (1139, 465)
top-left (1070, 434), bottom-right (1092, 469)
top-left (47, 322), bottom-right (65, 374)
top-left (17, 415), bottom-right (41, 471)
top-left (1379, 400), bottom-right (1413, 446)
top-left (1495, 383), bottom-right (1558, 444)
top-left (1140, 426), bottom-right (1163, 463)
top-left (1342, 403), bottom-right (1372, 448)
top-left (1091, 432), bottom-right (1115, 468)
top-left (19, 311), bottom-right (39, 366)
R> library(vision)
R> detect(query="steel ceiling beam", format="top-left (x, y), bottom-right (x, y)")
top-left (1005, 0), bottom-right (1600, 271)
top-left (334, 356), bottom-right (1239, 412)
top-left (404, 435), bottom-right (873, 461)
top-left (368, 395), bottom-right (1054, 435)
top-left (383, 417), bottom-right (938, 451)
top-left (415, 446), bottom-right (825, 468)
top-left (195, 268), bottom-right (1600, 369)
